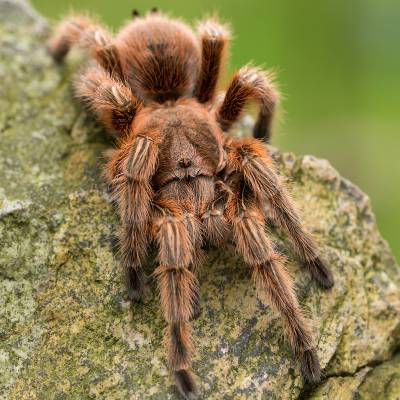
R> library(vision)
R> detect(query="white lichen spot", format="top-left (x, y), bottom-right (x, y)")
top-left (0, 188), bottom-right (31, 218)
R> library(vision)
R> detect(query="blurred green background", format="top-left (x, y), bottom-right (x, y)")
top-left (32, 0), bottom-right (400, 259)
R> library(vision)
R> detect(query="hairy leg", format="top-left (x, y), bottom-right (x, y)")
top-left (48, 15), bottom-right (124, 80)
top-left (194, 18), bottom-right (230, 103)
top-left (152, 199), bottom-right (199, 399)
top-left (263, 172), bottom-right (334, 288)
top-left (104, 130), bottom-right (159, 301)
top-left (74, 66), bottom-right (142, 135)
top-left (226, 138), bottom-right (334, 288)
top-left (216, 66), bottom-right (279, 142)
top-left (226, 199), bottom-right (321, 384)
top-left (183, 211), bottom-right (205, 321)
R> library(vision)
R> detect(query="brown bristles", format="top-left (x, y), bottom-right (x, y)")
top-left (74, 66), bottom-right (142, 136)
top-left (49, 10), bottom-right (332, 395)
top-left (217, 66), bottom-right (279, 142)
top-left (194, 18), bottom-right (230, 103)
top-left (154, 265), bottom-right (198, 324)
top-left (174, 369), bottom-right (198, 400)
top-left (48, 15), bottom-right (124, 79)
top-left (304, 257), bottom-right (334, 289)
top-left (300, 348), bottom-right (321, 384)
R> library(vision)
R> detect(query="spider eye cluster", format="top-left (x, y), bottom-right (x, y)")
top-left (178, 157), bottom-right (192, 168)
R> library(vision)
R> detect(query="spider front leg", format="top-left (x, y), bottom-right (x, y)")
top-left (104, 127), bottom-right (159, 301)
top-left (226, 196), bottom-right (321, 384)
top-left (152, 199), bottom-right (199, 399)
top-left (48, 15), bottom-right (124, 80)
top-left (183, 212), bottom-right (205, 321)
top-left (226, 138), bottom-right (334, 288)
top-left (74, 62), bottom-right (150, 300)
top-left (216, 66), bottom-right (279, 142)
top-left (262, 166), bottom-right (334, 288)
top-left (194, 18), bottom-right (230, 103)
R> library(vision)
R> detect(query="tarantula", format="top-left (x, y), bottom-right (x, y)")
top-left (48, 9), bottom-right (334, 399)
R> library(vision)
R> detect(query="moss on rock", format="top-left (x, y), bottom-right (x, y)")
top-left (0, 1), bottom-right (399, 399)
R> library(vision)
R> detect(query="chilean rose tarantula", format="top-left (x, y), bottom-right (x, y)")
top-left (48, 9), bottom-right (334, 399)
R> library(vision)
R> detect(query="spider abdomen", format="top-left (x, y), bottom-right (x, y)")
top-left (115, 14), bottom-right (201, 102)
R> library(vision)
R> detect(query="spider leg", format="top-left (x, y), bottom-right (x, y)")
top-left (75, 65), bottom-right (149, 300)
top-left (216, 66), bottom-right (279, 142)
top-left (194, 18), bottom-right (230, 103)
top-left (156, 180), bottom-right (208, 322)
top-left (152, 199), bottom-right (199, 399)
top-left (226, 197), bottom-right (321, 384)
top-left (226, 138), bottom-right (334, 288)
top-left (48, 15), bottom-right (124, 80)
top-left (104, 131), bottom-right (160, 301)
top-left (74, 65), bottom-right (142, 135)
top-left (264, 170), bottom-right (334, 288)
top-left (183, 211), bottom-right (205, 321)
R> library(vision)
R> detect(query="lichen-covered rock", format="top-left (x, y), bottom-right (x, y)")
top-left (0, 1), bottom-right (399, 399)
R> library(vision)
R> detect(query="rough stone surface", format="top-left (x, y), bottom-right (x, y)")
top-left (1, 1), bottom-right (399, 399)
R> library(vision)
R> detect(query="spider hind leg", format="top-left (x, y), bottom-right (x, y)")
top-left (195, 18), bottom-right (231, 104)
top-left (48, 15), bottom-right (124, 80)
top-left (216, 67), bottom-right (279, 142)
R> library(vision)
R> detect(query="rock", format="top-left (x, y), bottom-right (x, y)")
top-left (0, 1), bottom-right (399, 399)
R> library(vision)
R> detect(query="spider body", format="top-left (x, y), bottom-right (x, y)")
top-left (141, 100), bottom-right (225, 186)
top-left (117, 16), bottom-right (201, 101)
top-left (49, 10), bottom-right (334, 399)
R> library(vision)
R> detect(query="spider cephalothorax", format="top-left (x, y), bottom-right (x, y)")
top-left (49, 10), bottom-right (334, 399)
